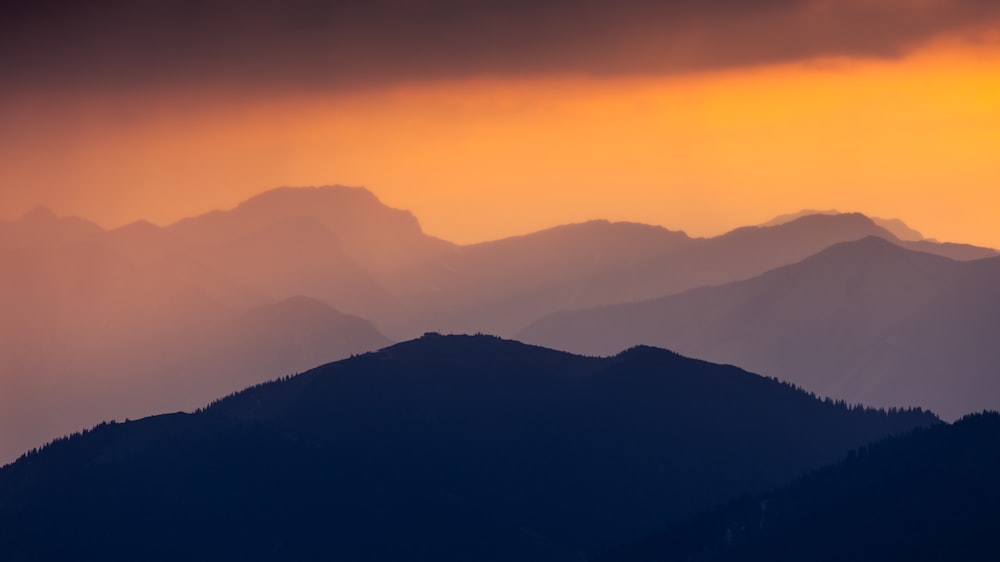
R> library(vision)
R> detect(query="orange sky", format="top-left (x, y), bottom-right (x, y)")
top-left (1, 37), bottom-right (999, 248)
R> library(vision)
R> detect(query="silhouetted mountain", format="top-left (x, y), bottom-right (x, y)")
top-left (521, 237), bottom-right (1000, 419)
top-left (0, 335), bottom-right (935, 561)
top-left (602, 412), bottom-right (1000, 562)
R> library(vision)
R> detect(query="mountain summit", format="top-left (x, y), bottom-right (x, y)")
top-left (167, 185), bottom-right (455, 272)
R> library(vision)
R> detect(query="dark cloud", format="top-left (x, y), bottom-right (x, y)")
top-left (2, 0), bottom-right (999, 94)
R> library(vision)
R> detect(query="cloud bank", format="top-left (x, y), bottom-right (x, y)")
top-left (3, 0), bottom-right (999, 94)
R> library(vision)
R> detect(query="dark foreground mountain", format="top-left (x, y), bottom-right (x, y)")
top-left (602, 412), bottom-right (1000, 562)
top-left (0, 335), bottom-right (935, 561)
top-left (521, 237), bottom-right (1000, 420)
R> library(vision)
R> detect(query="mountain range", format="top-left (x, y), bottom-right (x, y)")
top-left (2, 187), bottom-right (997, 559)
top-left (392, 211), bottom-right (995, 336)
top-left (0, 335), bottom-right (935, 561)
top-left (1, 184), bottom-right (998, 461)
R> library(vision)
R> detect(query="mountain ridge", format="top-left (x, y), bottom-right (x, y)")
top-left (0, 335), bottom-right (936, 561)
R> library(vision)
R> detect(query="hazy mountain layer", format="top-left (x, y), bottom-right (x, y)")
top-left (394, 212), bottom-right (995, 337)
top-left (106, 188), bottom-right (994, 338)
top-left (2, 186), bottom-right (995, 460)
top-left (0, 335), bottom-right (935, 561)
top-left (521, 237), bottom-right (1000, 419)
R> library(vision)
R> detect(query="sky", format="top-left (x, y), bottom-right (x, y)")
top-left (2, 0), bottom-right (999, 247)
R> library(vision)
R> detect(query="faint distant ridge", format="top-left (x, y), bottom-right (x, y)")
top-left (602, 411), bottom-right (1000, 562)
top-left (762, 208), bottom-right (925, 241)
top-left (0, 334), bottom-right (936, 561)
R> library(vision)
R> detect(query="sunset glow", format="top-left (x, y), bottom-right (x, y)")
top-left (3, 4), bottom-right (1000, 553)
top-left (3, 37), bottom-right (998, 247)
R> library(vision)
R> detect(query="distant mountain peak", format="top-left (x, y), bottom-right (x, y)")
top-left (164, 184), bottom-right (454, 273)
top-left (168, 184), bottom-right (418, 232)
top-left (761, 209), bottom-right (843, 227)
top-left (233, 185), bottom-right (413, 224)
top-left (783, 211), bottom-right (877, 228)
top-left (235, 184), bottom-right (384, 212)
top-left (761, 209), bottom-right (926, 241)
top-left (19, 205), bottom-right (59, 222)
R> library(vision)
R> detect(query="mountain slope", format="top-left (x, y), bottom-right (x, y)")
top-left (0, 335), bottom-right (935, 561)
top-left (602, 412), bottom-right (1000, 562)
top-left (520, 237), bottom-right (1000, 419)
